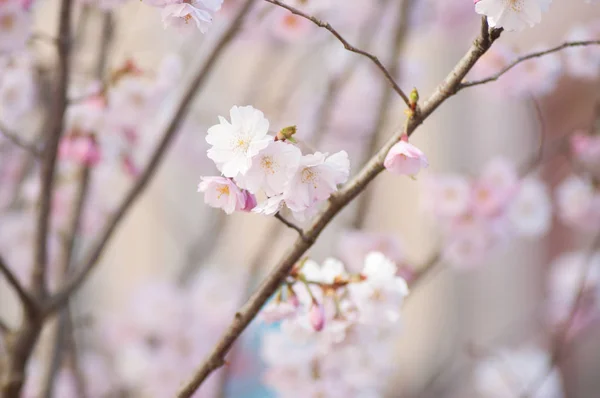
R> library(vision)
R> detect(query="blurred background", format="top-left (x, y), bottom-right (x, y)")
top-left (1, 0), bottom-right (600, 397)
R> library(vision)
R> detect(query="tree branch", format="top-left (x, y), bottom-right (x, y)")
top-left (0, 121), bottom-right (41, 156)
top-left (263, 0), bottom-right (410, 108)
top-left (32, 0), bottom-right (73, 297)
top-left (0, 255), bottom-right (38, 315)
top-left (176, 18), bottom-right (502, 398)
top-left (45, 0), bottom-right (257, 315)
top-left (460, 40), bottom-right (600, 89)
top-left (274, 213), bottom-right (305, 239)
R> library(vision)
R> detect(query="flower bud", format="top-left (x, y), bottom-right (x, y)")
top-left (276, 125), bottom-right (297, 143)
top-left (240, 190), bottom-right (257, 212)
top-left (309, 302), bottom-right (325, 332)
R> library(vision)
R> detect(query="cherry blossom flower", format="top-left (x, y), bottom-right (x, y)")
top-left (0, 3), bottom-right (31, 53)
top-left (422, 174), bottom-right (472, 218)
top-left (383, 139), bottom-right (428, 177)
top-left (570, 131), bottom-right (600, 175)
top-left (59, 135), bottom-right (102, 166)
top-left (348, 252), bottom-right (409, 323)
top-left (475, 0), bottom-right (553, 31)
top-left (198, 176), bottom-right (246, 214)
top-left (474, 346), bottom-right (564, 398)
top-left (235, 140), bottom-right (302, 196)
top-left (556, 174), bottom-right (600, 230)
top-left (507, 177), bottom-right (552, 237)
top-left (284, 151), bottom-right (350, 217)
top-left (161, 0), bottom-right (223, 33)
top-left (206, 105), bottom-right (272, 177)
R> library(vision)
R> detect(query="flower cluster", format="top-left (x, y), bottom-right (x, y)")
top-left (58, 57), bottom-right (181, 174)
top-left (260, 252), bottom-right (409, 397)
top-left (199, 105), bottom-right (350, 221)
top-left (100, 268), bottom-right (242, 397)
top-left (143, 0), bottom-right (224, 33)
top-left (422, 157), bottom-right (552, 268)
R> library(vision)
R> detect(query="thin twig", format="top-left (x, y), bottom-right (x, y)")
top-left (0, 121), bottom-right (42, 156)
top-left (263, 0), bottom-right (410, 107)
top-left (45, 0), bottom-right (258, 315)
top-left (352, 0), bottom-right (414, 228)
top-left (0, 255), bottom-right (38, 315)
top-left (460, 40), bottom-right (600, 89)
top-left (274, 213), bottom-right (305, 239)
top-left (176, 18), bottom-right (502, 398)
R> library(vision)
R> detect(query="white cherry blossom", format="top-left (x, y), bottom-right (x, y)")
top-left (475, 0), bottom-right (553, 31)
top-left (206, 105), bottom-right (272, 178)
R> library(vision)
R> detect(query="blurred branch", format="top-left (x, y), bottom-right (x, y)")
top-left (522, 234), bottom-right (600, 397)
top-left (177, 212), bottom-right (227, 284)
top-left (0, 255), bottom-right (37, 315)
top-left (353, 0), bottom-right (414, 229)
top-left (46, 0), bottom-right (258, 315)
top-left (0, 318), bottom-right (10, 334)
top-left (460, 40), bottom-right (600, 89)
top-left (0, 121), bottom-right (42, 156)
top-left (177, 18), bottom-right (502, 397)
top-left (263, 0), bottom-right (410, 107)
top-left (32, 0), bottom-right (74, 296)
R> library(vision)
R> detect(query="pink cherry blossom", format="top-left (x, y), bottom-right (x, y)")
top-left (0, 3), bottom-right (31, 53)
top-left (383, 140), bottom-right (428, 177)
top-left (197, 176), bottom-right (246, 214)
top-left (284, 150), bottom-right (350, 217)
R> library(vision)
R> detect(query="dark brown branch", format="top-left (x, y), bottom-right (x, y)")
top-left (32, 0), bottom-right (73, 296)
top-left (176, 18), bottom-right (502, 398)
top-left (0, 255), bottom-right (37, 315)
top-left (460, 40), bottom-right (600, 89)
top-left (45, 0), bottom-right (257, 315)
top-left (263, 0), bottom-right (410, 108)
top-left (274, 213), bottom-right (305, 239)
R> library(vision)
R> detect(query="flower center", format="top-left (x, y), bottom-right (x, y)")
top-left (506, 0), bottom-right (524, 11)
top-left (261, 155), bottom-right (276, 174)
top-left (301, 167), bottom-right (318, 187)
top-left (217, 185), bottom-right (230, 199)
top-left (233, 136), bottom-right (250, 153)
top-left (184, 14), bottom-right (193, 24)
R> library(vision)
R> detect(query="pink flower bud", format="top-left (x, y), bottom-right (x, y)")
top-left (384, 141), bottom-right (428, 177)
top-left (309, 302), bottom-right (325, 332)
top-left (72, 136), bottom-right (101, 166)
top-left (239, 190), bottom-right (257, 212)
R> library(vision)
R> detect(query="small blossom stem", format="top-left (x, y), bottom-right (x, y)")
top-left (274, 213), bottom-right (305, 239)
top-left (263, 0), bottom-right (411, 108)
top-left (352, 0), bottom-right (415, 229)
top-left (460, 40), bottom-right (600, 89)
top-left (177, 18), bottom-right (502, 397)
